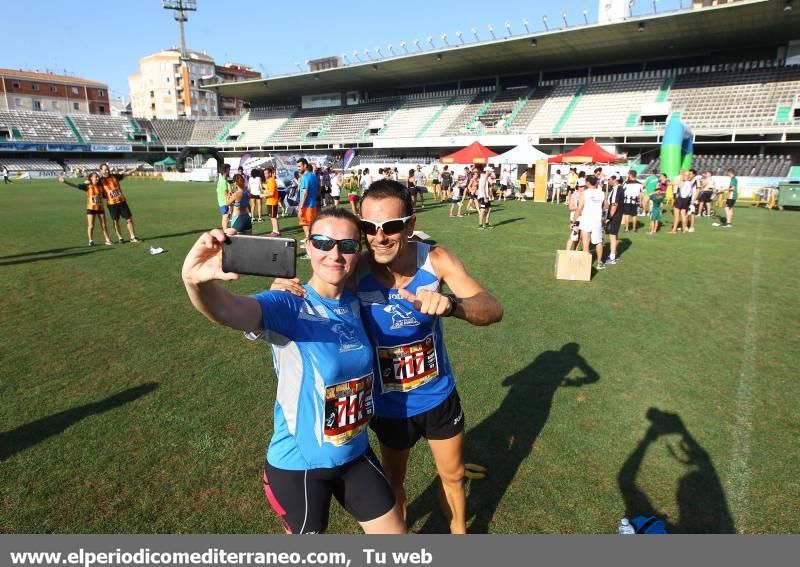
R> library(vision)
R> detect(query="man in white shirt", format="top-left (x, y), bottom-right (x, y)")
top-left (621, 170), bottom-right (643, 233)
top-left (550, 169), bottom-right (563, 203)
top-left (575, 175), bottom-right (607, 270)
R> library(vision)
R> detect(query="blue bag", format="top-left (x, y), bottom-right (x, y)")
top-left (631, 515), bottom-right (668, 534)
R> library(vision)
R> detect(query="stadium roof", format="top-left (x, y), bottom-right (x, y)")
top-left (205, 0), bottom-right (799, 104)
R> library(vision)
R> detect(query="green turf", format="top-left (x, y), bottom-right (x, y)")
top-left (1, 179), bottom-right (798, 533)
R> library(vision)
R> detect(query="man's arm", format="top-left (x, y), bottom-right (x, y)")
top-left (398, 245), bottom-right (503, 326)
top-left (299, 175), bottom-right (309, 208)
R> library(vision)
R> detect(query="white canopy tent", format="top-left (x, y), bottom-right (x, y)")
top-left (488, 143), bottom-right (548, 166)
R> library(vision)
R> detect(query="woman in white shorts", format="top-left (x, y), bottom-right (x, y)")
top-left (331, 169), bottom-right (342, 207)
top-left (249, 169), bottom-right (263, 223)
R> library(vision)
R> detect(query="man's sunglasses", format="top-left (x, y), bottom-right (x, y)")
top-left (359, 215), bottom-right (413, 236)
top-left (308, 234), bottom-right (361, 254)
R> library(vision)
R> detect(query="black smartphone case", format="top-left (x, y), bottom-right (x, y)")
top-left (222, 235), bottom-right (297, 278)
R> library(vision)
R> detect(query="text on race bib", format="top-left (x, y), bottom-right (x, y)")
top-left (377, 334), bottom-right (439, 394)
top-left (324, 373), bottom-right (374, 447)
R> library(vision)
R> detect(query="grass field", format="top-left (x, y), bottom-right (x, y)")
top-left (1, 178), bottom-right (798, 534)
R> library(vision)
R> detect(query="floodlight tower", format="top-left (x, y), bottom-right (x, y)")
top-left (162, 0), bottom-right (197, 60)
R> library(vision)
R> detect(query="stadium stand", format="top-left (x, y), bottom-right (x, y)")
top-left (1, 158), bottom-right (63, 171)
top-left (68, 115), bottom-right (135, 144)
top-left (266, 107), bottom-right (334, 143)
top-left (188, 118), bottom-right (231, 145)
top-left (423, 92), bottom-right (479, 137)
top-left (643, 154), bottom-right (792, 177)
top-left (378, 93), bottom-right (453, 138)
top-left (325, 100), bottom-right (397, 140)
top-left (0, 110), bottom-right (77, 143)
top-left (524, 83), bottom-right (584, 135)
top-left (443, 91), bottom-right (497, 135)
top-left (65, 159), bottom-right (154, 172)
top-left (225, 109), bottom-right (293, 145)
top-left (149, 119), bottom-right (195, 145)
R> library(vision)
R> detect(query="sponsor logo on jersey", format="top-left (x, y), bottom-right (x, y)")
top-left (331, 323), bottom-right (363, 352)
top-left (383, 303), bottom-right (420, 330)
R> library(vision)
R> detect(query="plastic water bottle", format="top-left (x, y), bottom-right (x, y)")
top-left (618, 517), bottom-right (636, 535)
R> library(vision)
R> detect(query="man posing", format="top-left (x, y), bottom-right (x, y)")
top-left (576, 175), bottom-right (607, 270)
top-left (98, 163), bottom-right (141, 243)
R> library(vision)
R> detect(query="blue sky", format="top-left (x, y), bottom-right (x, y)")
top-left (3, 0), bottom-right (685, 99)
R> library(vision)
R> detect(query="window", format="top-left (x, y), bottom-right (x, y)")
top-left (73, 102), bottom-right (80, 111)
top-left (33, 100), bottom-right (42, 110)
top-left (98, 105), bottom-right (105, 113)
top-left (12, 81), bottom-right (20, 88)
top-left (49, 85), bottom-right (58, 93)
top-left (150, 91), bottom-right (155, 97)
top-left (52, 101), bottom-right (60, 109)
top-left (71, 86), bottom-right (79, 95)
top-left (31, 83), bottom-right (39, 91)
top-left (97, 89), bottom-right (105, 96)
top-left (14, 97), bottom-right (22, 107)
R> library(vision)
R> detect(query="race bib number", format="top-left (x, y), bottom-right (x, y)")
top-left (91, 196), bottom-right (101, 205)
top-left (324, 373), bottom-right (374, 447)
top-left (377, 334), bottom-right (439, 394)
top-left (108, 189), bottom-right (122, 200)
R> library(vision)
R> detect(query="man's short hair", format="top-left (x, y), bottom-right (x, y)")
top-left (220, 163), bottom-right (230, 173)
top-left (689, 168), bottom-right (697, 176)
top-left (296, 158), bottom-right (309, 171)
top-left (627, 170), bottom-right (637, 178)
top-left (362, 179), bottom-right (414, 217)
top-left (586, 175), bottom-right (598, 187)
top-left (727, 168), bottom-right (735, 175)
top-left (609, 175), bottom-right (618, 181)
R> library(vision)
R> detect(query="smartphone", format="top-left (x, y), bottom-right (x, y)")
top-left (222, 235), bottom-right (297, 278)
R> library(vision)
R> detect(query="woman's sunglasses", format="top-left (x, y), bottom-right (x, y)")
top-left (359, 215), bottom-right (413, 236)
top-left (308, 234), bottom-right (361, 254)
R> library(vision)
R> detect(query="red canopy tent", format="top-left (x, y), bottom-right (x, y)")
top-left (548, 139), bottom-right (622, 164)
top-left (440, 141), bottom-right (498, 165)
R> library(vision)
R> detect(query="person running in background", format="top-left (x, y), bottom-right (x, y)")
top-left (576, 175), bottom-right (607, 270)
top-left (621, 170), bottom-right (642, 233)
top-left (475, 164), bottom-right (493, 230)
top-left (2, 165), bottom-right (10, 184)
top-left (648, 185), bottom-right (665, 235)
top-left (263, 167), bottom-right (281, 237)
top-left (98, 163), bottom-right (141, 243)
top-left (227, 173), bottom-right (252, 235)
top-left (297, 158), bottom-right (319, 243)
top-left (249, 169), bottom-right (264, 223)
top-left (713, 168), bottom-right (737, 228)
top-left (217, 163), bottom-right (232, 229)
top-left (440, 165), bottom-right (452, 202)
top-left (604, 175), bottom-right (624, 264)
top-left (58, 171), bottom-right (114, 247)
top-left (182, 209), bottom-right (406, 535)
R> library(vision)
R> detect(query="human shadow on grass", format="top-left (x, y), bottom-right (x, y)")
top-left (616, 238), bottom-right (632, 259)
top-left (406, 343), bottom-right (600, 533)
top-left (0, 382), bottom-right (159, 461)
top-left (617, 407), bottom-right (735, 533)
top-left (489, 217), bottom-right (524, 227)
top-left (0, 247), bottom-right (113, 268)
top-left (0, 246), bottom-right (91, 260)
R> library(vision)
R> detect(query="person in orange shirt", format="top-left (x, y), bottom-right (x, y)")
top-left (58, 171), bottom-right (114, 246)
top-left (263, 166), bottom-right (281, 237)
top-left (98, 163), bottom-right (141, 243)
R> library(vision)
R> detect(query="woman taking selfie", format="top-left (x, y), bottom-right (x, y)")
top-left (181, 208), bottom-right (405, 534)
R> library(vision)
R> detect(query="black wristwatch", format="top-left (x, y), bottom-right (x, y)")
top-left (443, 293), bottom-right (462, 317)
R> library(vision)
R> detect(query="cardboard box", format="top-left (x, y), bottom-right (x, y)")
top-left (554, 250), bottom-right (592, 281)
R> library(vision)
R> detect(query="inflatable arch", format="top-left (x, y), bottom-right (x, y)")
top-left (176, 146), bottom-right (225, 173)
top-left (660, 119), bottom-right (693, 181)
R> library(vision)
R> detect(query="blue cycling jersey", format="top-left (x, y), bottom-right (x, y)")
top-left (357, 243), bottom-right (455, 418)
top-left (254, 286), bottom-right (375, 470)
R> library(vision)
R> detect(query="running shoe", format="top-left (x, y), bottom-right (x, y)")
top-left (605, 258), bottom-right (617, 265)
top-left (597, 262), bottom-right (605, 270)
top-left (722, 224), bottom-right (732, 228)
top-left (118, 237), bottom-right (127, 244)
top-left (478, 225), bottom-right (485, 230)
top-left (104, 240), bottom-right (114, 246)
top-left (687, 227), bottom-right (695, 233)
top-left (130, 237), bottom-right (142, 243)
top-left (485, 224), bottom-right (494, 229)
top-left (712, 222), bottom-right (722, 227)
top-left (88, 240), bottom-right (95, 247)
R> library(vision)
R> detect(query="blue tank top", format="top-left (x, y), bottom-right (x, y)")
top-left (253, 286), bottom-right (375, 470)
top-left (233, 188), bottom-right (250, 210)
top-left (357, 243), bottom-right (455, 418)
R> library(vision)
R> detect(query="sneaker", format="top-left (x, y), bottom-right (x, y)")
top-left (597, 262), bottom-right (605, 270)
top-left (478, 225), bottom-right (485, 230)
top-left (647, 231), bottom-right (654, 235)
top-left (485, 224), bottom-right (494, 229)
top-left (243, 330), bottom-right (264, 341)
top-left (130, 237), bottom-right (142, 243)
top-left (104, 240), bottom-right (114, 246)
top-left (712, 222), bottom-right (722, 227)
top-left (605, 258), bottom-right (617, 265)
top-left (88, 240), bottom-right (95, 247)
top-left (722, 224), bottom-right (732, 228)
top-left (118, 237), bottom-right (126, 244)
top-left (687, 227), bottom-right (695, 233)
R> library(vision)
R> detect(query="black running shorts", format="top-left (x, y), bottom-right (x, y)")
top-left (370, 389), bottom-right (464, 451)
top-left (108, 202), bottom-right (132, 220)
top-left (263, 447), bottom-right (394, 534)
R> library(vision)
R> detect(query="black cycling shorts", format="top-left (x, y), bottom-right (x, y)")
top-left (370, 389), bottom-right (464, 451)
top-left (263, 447), bottom-right (394, 534)
top-left (622, 203), bottom-right (638, 216)
top-left (479, 198), bottom-right (491, 210)
top-left (108, 202), bottom-right (132, 221)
